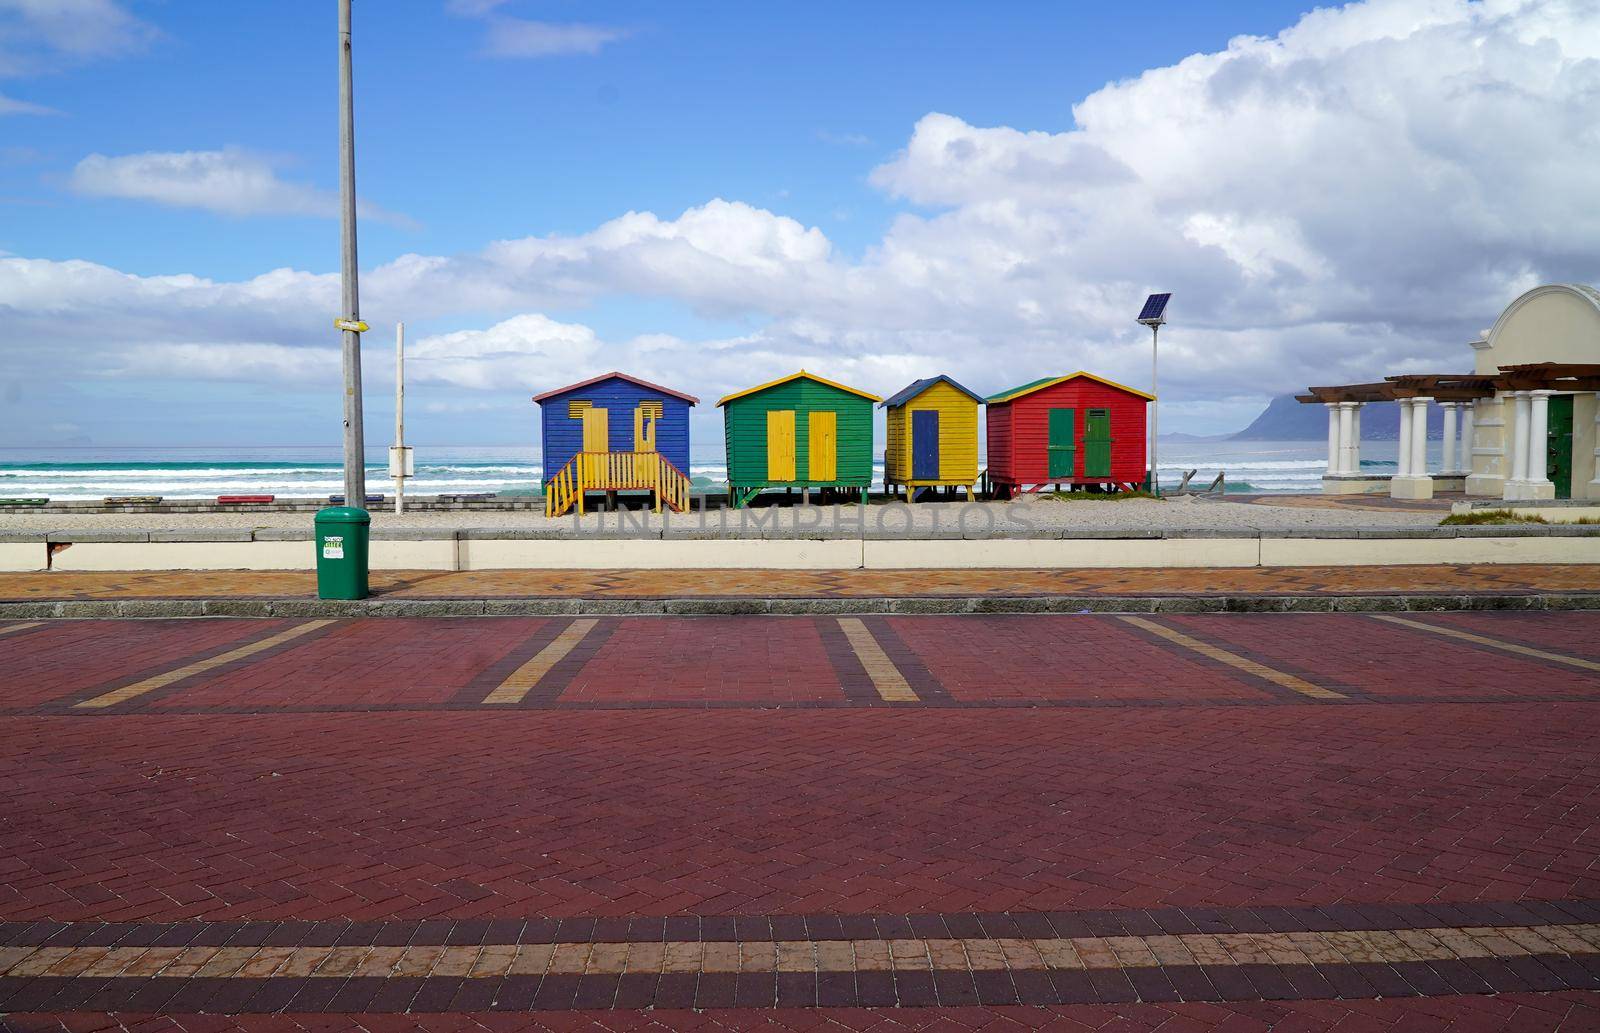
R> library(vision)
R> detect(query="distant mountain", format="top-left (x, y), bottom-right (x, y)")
top-left (1158, 431), bottom-right (1232, 443)
top-left (1230, 394), bottom-right (1445, 441)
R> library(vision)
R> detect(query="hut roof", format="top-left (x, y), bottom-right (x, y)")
top-left (716, 370), bottom-right (882, 407)
top-left (986, 371), bottom-right (1154, 405)
top-left (532, 371), bottom-right (699, 405)
top-left (879, 375), bottom-right (983, 409)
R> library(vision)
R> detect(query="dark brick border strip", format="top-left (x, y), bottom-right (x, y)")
top-left (5, 901), bottom-right (1596, 949)
top-left (3, 958), bottom-right (1599, 1013)
top-left (11, 691), bottom-right (1600, 718)
top-left (1, 592), bottom-right (1597, 620)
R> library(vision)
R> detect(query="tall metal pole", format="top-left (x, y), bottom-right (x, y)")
top-left (394, 322), bottom-right (405, 515)
top-left (338, 0), bottom-right (367, 506)
top-left (1149, 323), bottom-right (1159, 495)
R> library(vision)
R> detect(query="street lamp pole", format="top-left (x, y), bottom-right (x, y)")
top-left (1149, 321), bottom-right (1159, 494)
top-left (1136, 293), bottom-right (1171, 496)
top-left (337, 0), bottom-right (367, 506)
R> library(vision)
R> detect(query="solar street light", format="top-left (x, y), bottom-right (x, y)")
top-left (1137, 293), bottom-right (1171, 495)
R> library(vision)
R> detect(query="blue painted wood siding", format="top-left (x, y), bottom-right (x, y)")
top-left (538, 377), bottom-right (693, 482)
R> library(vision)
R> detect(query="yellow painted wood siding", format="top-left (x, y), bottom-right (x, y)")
top-left (808, 410), bottom-right (837, 480)
top-left (766, 410), bottom-right (796, 480)
top-left (884, 380), bottom-right (978, 484)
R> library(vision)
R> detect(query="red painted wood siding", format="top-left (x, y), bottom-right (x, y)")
top-left (985, 404), bottom-right (1012, 477)
top-left (987, 379), bottom-right (1147, 484)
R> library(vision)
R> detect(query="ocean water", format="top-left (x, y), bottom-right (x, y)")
top-left (0, 440), bottom-right (1431, 501)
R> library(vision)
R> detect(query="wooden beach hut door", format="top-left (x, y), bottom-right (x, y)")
top-left (912, 410), bottom-right (940, 480)
top-left (582, 406), bottom-right (609, 453)
top-left (1548, 395), bottom-right (1573, 499)
top-left (1047, 408), bottom-right (1076, 479)
top-left (767, 410), bottom-right (796, 481)
top-left (1084, 408), bottom-right (1112, 478)
top-left (809, 410), bottom-right (837, 481)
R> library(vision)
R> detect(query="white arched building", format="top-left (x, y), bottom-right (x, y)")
top-left (1302, 283), bottom-right (1600, 502)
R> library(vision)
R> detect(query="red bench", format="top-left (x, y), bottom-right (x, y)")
top-left (216, 495), bottom-right (275, 504)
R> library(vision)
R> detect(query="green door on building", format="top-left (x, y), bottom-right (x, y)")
top-left (1047, 408), bottom-right (1076, 479)
top-left (1084, 408), bottom-right (1112, 478)
top-left (1548, 394), bottom-right (1574, 500)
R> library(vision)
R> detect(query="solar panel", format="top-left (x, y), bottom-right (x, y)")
top-left (1138, 292), bottom-right (1171, 323)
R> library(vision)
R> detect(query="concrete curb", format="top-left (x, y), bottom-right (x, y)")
top-left (2, 593), bottom-right (1596, 619)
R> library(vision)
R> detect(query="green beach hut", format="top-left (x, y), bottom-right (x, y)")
top-left (717, 370), bottom-right (881, 508)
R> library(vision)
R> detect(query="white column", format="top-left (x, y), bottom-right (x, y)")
top-left (1338, 402), bottom-right (1357, 475)
top-left (1411, 397), bottom-right (1431, 475)
top-left (1459, 402), bottom-right (1475, 476)
top-left (1396, 398), bottom-right (1414, 478)
top-left (1440, 402), bottom-right (1458, 476)
top-left (1509, 391), bottom-right (1529, 485)
top-left (1591, 392), bottom-right (1600, 489)
top-left (1527, 390), bottom-right (1553, 489)
top-left (1352, 404), bottom-right (1362, 472)
top-left (1325, 403), bottom-right (1340, 476)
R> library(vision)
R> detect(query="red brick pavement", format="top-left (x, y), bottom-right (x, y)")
top-left (564, 618), bottom-right (841, 706)
top-left (6, 701), bottom-right (1600, 923)
top-left (0, 620), bottom-right (282, 708)
top-left (147, 619), bottom-right (553, 711)
top-left (6, 994), bottom-right (1600, 1031)
top-left (1162, 614), bottom-right (1600, 702)
top-left (884, 616), bottom-right (1269, 703)
top-left (3, 612), bottom-right (1600, 1023)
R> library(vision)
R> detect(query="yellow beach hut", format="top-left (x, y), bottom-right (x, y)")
top-left (881, 375), bottom-right (983, 500)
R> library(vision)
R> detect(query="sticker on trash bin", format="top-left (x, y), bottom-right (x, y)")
top-left (322, 535), bottom-right (344, 560)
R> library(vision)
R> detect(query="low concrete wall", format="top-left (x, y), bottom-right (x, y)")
top-left (457, 536), bottom-right (863, 570)
top-left (1259, 534), bottom-right (1600, 566)
top-left (51, 540), bottom-right (309, 572)
top-left (9, 526), bottom-right (1600, 571)
top-left (0, 542), bottom-right (45, 572)
top-left (1508, 505), bottom-right (1600, 523)
top-left (862, 537), bottom-right (1260, 569)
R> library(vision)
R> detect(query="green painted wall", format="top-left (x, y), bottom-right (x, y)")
top-left (723, 378), bottom-right (876, 486)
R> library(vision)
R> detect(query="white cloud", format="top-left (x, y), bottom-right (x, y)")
top-left (69, 148), bottom-right (410, 224)
top-left (113, 342), bottom-right (338, 382)
top-left (447, 3), bottom-right (628, 58)
top-left (7, 0), bottom-right (1600, 436)
top-left (0, 91), bottom-right (53, 115)
top-left (0, 0), bottom-right (157, 77)
top-left (479, 18), bottom-right (629, 57)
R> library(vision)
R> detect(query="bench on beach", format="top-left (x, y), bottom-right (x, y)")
top-left (104, 496), bottom-right (163, 505)
top-left (216, 494), bottom-right (275, 504)
top-left (0, 497), bottom-right (48, 506)
top-left (327, 494), bottom-right (385, 505)
top-left (437, 492), bottom-right (495, 502)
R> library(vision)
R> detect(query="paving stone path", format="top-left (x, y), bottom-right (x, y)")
top-left (2, 610), bottom-right (1599, 1030)
top-left (3, 563), bottom-right (1599, 602)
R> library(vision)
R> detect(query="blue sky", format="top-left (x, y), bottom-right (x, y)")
top-left (2, 0), bottom-right (1597, 448)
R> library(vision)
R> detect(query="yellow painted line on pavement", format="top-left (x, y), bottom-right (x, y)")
top-left (0, 621), bottom-right (42, 638)
top-left (482, 618), bottom-right (599, 704)
top-left (1373, 614), bottom-right (1600, 672)
top-left (837, 617), bottom-right (918, 702)
top-left (75, 620), bottom-right (336, 709)
top-left (1118, 616), bottom-right (1345, 701)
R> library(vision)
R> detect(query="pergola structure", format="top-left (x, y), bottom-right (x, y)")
top-left (1297, 363), bottom-right (1600, 501)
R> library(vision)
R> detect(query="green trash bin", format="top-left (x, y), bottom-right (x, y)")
top-left (314, 506), bottom-right (370, 600)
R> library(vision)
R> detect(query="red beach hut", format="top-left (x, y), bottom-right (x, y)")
top-left (985, 372), bottom-right (1153, 496)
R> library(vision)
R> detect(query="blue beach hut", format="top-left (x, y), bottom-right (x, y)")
top-left (533, 372), bottom-right (698, 516)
